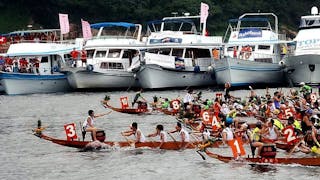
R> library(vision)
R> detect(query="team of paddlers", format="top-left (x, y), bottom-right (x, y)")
top-left (99, 82), bottom-right (320, 159)
top-left (34, 82), bottom-right (320, 162)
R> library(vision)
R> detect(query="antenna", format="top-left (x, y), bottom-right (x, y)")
top-left (311, 6), bottom-right (318, 15)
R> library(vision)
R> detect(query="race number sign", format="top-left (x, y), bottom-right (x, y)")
top-left (228, 137), bottom-right (246, 158)
top-left (120, 96), bottom-right (129, 109)
top-left (282, 126), bottom-right (298, 145)
top-left (64, 123), bottom-right (78, 141)
top-left (170, 99), bottom-right (181, 112)
top-left (201, 110), bottom-right (221, 131)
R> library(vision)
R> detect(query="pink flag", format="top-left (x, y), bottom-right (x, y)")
top-left (81, 19), bottom-right (92, 40)
top-left (59, 13), bottom-right (70, 34)
top-left (200, 2), bottom-right (209, 23)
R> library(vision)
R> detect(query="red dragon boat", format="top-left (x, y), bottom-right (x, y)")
top-left (102, 100), bottom-right (150, 114)
top-left (203, 147), bottom-right (320, 166)
top-left (33, 130), bottom-right (222, 150)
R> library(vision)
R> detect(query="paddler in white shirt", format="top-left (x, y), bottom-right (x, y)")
top-left (169, 122), bottom-right (190, 149)
top-left (122, 122), bottom-right (146, 143)
top-left (147, 124), bottom-right (167, 148)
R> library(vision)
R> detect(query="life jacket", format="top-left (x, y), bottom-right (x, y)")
top-left (273, 119), bottom-right (284, 130)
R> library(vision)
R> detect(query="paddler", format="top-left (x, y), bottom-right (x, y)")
top-left (147, 124), bottom-right (167, 148)
top-left (169, 122), bottom-right (190, 149)
top-left (121, 122), bottom-right (146, 143)
top-left (132, 88), bottom-right (147, 108)
top-left (250, 121), bottom-right (264, 157)
top-left (82, 110), bottom-right (112, 141)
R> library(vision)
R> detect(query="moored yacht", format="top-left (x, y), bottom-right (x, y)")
top-left (284, 6), bottom-right (320, 85)
top-left (136, 15), bottom-right (223, 89)
top-left (214, 13), bottom-right (286, 87)
top-left (64, 22), bottom-right (145, 90)
top-left (0, 30), bottom-right (82, 95)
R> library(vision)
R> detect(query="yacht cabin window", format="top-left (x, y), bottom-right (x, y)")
top-left (158, 48), bottom-right (171, 55)
top-left (147, 49), bottom-right (160, 54)
top-left (87, 50), bottom-right (95, 58)
top-left (100, 62), bottom-right (124, 69)
top-left (41, 56), bottom-right (48, 63)
top-left (258, 45), bottom-right (270, 50)
top-left (108, 49), bottom-right (121, 58)
top-left (96, 51), bottom-right (107, 58)
top-left (172, 48), bottom-right (184, 57)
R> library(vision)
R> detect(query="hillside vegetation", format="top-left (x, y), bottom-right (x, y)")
top-left (1, 0), bottom-right (319, 37)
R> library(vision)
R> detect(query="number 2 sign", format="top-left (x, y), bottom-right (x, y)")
top-left (64, 123), bottom-right (78, 141)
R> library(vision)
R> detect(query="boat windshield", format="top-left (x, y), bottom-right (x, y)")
top-left (299, 15), bottom-right (320, 29)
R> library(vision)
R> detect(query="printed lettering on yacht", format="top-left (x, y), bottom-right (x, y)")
top-left (149, 37), bottom-right (182, 44)
top-left (297, 39), bottom-right (320, 49)
top-left (238, 28), bottom-right (262, 39)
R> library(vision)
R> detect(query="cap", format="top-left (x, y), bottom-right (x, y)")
top-left (305, 109), bottom-right (313, 115)
top-left (299, 82), bottom-right (305, 86)
top-left (226, 117), bottom-right (233, 124)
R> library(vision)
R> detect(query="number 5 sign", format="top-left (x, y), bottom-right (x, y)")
top-left (64, 123), bottom-right (78, 141)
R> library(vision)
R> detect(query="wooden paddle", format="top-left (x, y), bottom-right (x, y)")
top-left (167, 132), bottom-right (180, 150)
top-left (121, 132), bottom-right (135, 147)
top-left (189, 133), bottom-right (206, 160)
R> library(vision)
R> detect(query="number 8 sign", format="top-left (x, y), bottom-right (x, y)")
top-left (64, 123), bottom-right (78, 141)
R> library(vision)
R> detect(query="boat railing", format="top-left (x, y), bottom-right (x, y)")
top-left (226, 51), bottom-right (281, 63)
top-left (11, 39), bottom-right (77, 45)
top-left (91, 35), bottom-right (138, 40)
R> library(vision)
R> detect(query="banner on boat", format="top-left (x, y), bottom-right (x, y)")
top-left (175, 57), bottom-right (185, 70)
top-left (81, 19), bottom-right (92, 40)
top-left (59, 13), bottom-right (70, 34)
top-left (149, 37), bottom-right (182, 44)
top-left (64, 123), bottom-right (78, 141)
top-left (238, 28), bottom-right (262, 39)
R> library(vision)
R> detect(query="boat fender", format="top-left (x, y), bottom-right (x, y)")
top-left (194, 65), bottom-right (200, 73)
top-left (207, 65), bottom-right (214, 72)
top-left (86, 64), bottom-right (94, 71)
top-left (278, 60), bottom-right (285, 67)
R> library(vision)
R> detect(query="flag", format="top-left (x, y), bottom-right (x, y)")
top-left (81, 19), bottom-right (92, 40)
top-left (200, 2), bottom-right (209, 23)
top-left (59, 13), bottom-right (70, 34)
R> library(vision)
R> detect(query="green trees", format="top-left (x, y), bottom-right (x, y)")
top-left (1, 0), bottom-right (320, 35)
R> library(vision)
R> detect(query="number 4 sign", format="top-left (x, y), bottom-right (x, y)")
top-left (64, 123), bottom-right (78, 141)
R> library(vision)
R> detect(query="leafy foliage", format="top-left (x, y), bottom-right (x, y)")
top-left (1, 0), bottom-right (320, 35)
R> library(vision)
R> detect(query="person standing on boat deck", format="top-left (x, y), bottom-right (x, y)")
top-left (147, 124), bottom-right (167, 148)
top-left (183, 89), bottom-right (194, 110)
top-left (212, 48), bottom-right (219, 60)
top-left (82, 110), bottom-right (112, 141)
top-left (80, 48), bottom-right (87, 67)
top-left (132, 88), bottom-right (147, 107)
top-left (70, 48), bottom-right (79, 67)
top-left (169, 122), bottom-right (190, 149)
top-left (233, 46), bottom-right (237, 58)
top-left (122, 122), bottom-right (146, 143)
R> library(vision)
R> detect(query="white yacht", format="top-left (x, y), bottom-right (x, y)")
top-left (285, 7), bottom-right (320, 85)
top-left (214, 13), bottom-right (286, 87)
top-left (136, 15), bottom-right (223, 89)
top-left (64, 22), bottom-right (145, 90)
top-left (0, 29), bottom-right (82, 95)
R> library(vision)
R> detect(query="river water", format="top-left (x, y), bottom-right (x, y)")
top-left (0, 88), bottom-right (319, 180)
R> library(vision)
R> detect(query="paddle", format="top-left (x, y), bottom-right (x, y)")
top-left (287, 135), bottom-right (307, 158)
top-left (121, 132), bottom-right (135, 147)
top-left (167, 132), bottom-right (180, 150)
top-left (189, 133), bottom-right (206, 160)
